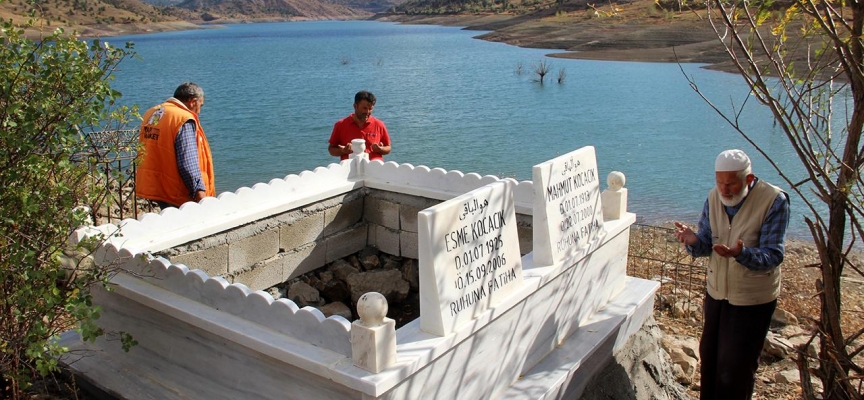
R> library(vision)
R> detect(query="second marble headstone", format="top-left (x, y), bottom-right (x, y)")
top-left (532, 146), bottom-right (605, 266)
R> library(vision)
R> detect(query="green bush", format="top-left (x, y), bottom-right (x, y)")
top-left (0, 15), bottom-right (136, 398)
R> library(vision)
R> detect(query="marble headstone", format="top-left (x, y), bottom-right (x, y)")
top-left (418, 180), bottom-right (524, 336)
top-left (532, 146), bottom-right (605, 266)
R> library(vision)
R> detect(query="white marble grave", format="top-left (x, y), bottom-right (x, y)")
top-left (59, 146), bottom-right (657, 400)
top-left (417, 180), bottom-right (524, 336)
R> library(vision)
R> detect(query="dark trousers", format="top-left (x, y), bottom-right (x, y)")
top-left (699, 294), bottom-right (776, 400)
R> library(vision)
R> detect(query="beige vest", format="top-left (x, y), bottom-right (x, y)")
top-left (707, 180), bottom-right (783, 305)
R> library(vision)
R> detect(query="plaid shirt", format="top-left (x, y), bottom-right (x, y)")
top-left (686, 178), bottom-right (790, 271)
top-left (175, 120), bottom-right (206, 197)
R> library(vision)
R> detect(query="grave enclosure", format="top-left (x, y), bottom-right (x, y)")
top-left (61, 145), bottom-right (659, 399)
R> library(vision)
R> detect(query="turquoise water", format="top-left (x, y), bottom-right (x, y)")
top-left (104, 20), bottom-right (810, 237)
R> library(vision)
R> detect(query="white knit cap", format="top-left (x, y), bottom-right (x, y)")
top-left (715, 149), bottom-right (751, 172)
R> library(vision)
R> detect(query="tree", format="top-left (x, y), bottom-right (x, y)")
top-left (533, 59), bottom-right (552, 84)
top-left (0, 15), bottom-right (137, 398)
top-left (684, 0), bottom-right (864, 397)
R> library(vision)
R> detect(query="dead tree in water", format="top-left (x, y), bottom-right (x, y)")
top-left (533, 60), bottom-right (552, 84)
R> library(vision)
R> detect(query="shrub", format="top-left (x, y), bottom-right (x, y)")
top-left (0, 15), bottom-right (137, 399)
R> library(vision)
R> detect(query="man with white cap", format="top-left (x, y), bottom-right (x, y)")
top-left (674, 149), bottom-right (789, 400)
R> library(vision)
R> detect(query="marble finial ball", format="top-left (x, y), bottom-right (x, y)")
top-left (607, 171), bottom-right (625, 191)
top-left (357, 292), bottom-right (388, 326)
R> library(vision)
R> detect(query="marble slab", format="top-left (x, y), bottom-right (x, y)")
top-left (532, 146), bottom-right (605, 266)
top-left (418, 180), bottom-right (524, 336)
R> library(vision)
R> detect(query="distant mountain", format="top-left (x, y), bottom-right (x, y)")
top-left (173, 0), bottom-right (370, 19)
top-left (0, 0), bottom-right (179, 26)
top-left (1, 0), bottom-right (377, 32)
top-left (138, 0), bottom-right (185, 6)
top-left (329, 0), bottom-right (407, 13)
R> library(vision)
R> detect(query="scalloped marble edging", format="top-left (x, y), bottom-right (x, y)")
top-left (72, 158), bottom-right (535, 255)
top-left (96, 243), bottom-right (352, 357)
top-left (72, 158), bottom-right (540, 359)
top-left (363, 161), bottom-right (535, 214)
top-left (72, 160), bottom-right (360, 254)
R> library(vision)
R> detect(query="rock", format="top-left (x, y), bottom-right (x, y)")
top-left (787, 334), bottom-right (819, 359)
top-left (358, 246), bottom-right (379, 259)
top-left (287, 281), bottom-right (322, 307)
top-left (578, 316), bottom-right (692, 400)
top-left (356, 247), bottom-right (380, 270)
top-left (329, 259), bottom-right (360, 281)
top-left (656, 293), bottom-right (672, 310)
top-left (381, 255), bottom-right (401, 270)
top-left (661, 335), bottom-right (699, 385)
top-left (401, 259), bottom-right (419, 291)
top-left (318, 301), bottom-right (353, 320)
top-left (667, 347), bottom-right (697, 384)
top-left (671, 301), bottom-right (700, 319)
top-left (346, 269), bottom-right (410, 305)
top-left (319, 279), bottom-right (350, 304)
top-left (763, 332), bottom-right (793, 359)
top-left (303, 274), bottom-right (320, 289)
top-left (360, 254), bottom-right (381, 271)
top-left (775, 369), bottom-right (801, 384)
top-left (670, 362), bottom-right (687, 384)
top-left (319, 270), bottom-right (334, 283)
top-left (661, 335), bottom-right (699, 361)
top-left (776, 324), bottom-right (805, 338)
top-left (267, 285), bottom-right (286, 300)
top-left (771, 308), bottom-right (799, 327)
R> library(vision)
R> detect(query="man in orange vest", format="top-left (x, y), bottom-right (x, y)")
top-left (136, 82), bottom-right (216, 210)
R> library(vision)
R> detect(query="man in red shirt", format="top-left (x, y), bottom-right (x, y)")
top-left (328, 91), bottom-right (392, 161)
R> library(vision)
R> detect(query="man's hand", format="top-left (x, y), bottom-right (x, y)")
top-left (713, 240), bottom-right (744, 258)
top-left (371, 142), bottom-right (391, 155)
top-left (673, 222), bottom-right (698, 246)
top-left (342, 143), bottom-right (353, 155)
top-left (193, 190), bottom-right (207, 202)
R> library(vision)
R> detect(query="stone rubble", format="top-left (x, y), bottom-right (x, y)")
top-left (657, 292), bottom-right (823, 390)
top-left (268, 246), bottom-right (419, 325)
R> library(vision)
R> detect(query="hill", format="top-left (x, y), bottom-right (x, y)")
top-left (171, 0), bottom-right (370, 21)
top-left (0, 0), bottom-right (372, 37)
top-left (0, 0), bottom-right (177, 27)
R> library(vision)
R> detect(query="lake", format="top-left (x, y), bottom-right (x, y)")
top-left (104, 20), bottom-right (811, 238)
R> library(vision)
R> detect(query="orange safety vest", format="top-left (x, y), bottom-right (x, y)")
top-left (135, 98), bottom-right (215, 207)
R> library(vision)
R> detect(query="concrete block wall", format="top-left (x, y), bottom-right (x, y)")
top-left (365, 189), bottom-right (533, 259)
top-left (158, 188), bottom-right (533, 292)
top-left (158, 190), bottom-right (366, 291)
top-left (364, 189), bottom-right (439, 259)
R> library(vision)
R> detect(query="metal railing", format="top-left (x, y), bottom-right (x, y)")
top-left (627, 223), bottom-right (707, 319)
top-left (75, 129), bottom-right (158, 225)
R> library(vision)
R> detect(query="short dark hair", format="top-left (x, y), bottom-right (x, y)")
top-left (174, 82), bottom-right (204, 103)
top-left (354, 90), bottom-right (376, 105)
